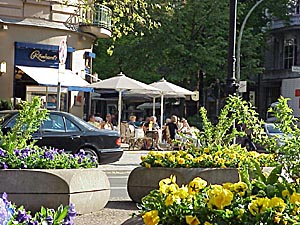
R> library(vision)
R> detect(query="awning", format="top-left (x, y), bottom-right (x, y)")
top-left (16, 65), bottom-right (93, 92)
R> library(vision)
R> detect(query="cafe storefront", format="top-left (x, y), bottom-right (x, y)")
top-left (13, 42), bottom-right (93, 113)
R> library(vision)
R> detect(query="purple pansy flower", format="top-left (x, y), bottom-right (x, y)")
top-left (16, 209), bottom-right (31, 223)
top-left (63, 203), bottom-right (76, 225)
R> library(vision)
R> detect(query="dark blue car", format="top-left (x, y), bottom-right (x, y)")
top-left (0, 110), bottom-right (123, 164)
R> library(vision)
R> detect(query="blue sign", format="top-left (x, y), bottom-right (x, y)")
top-left (15, 42), bottom-right (71, 69)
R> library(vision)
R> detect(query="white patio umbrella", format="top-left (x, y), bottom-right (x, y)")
top-left (149, 78), bottom-right (194, 127)
top-left (87, 72), bottom-right (159, 132)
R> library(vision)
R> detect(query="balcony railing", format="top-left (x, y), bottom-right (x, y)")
top-left (79, 4), bottom-right (112, 38)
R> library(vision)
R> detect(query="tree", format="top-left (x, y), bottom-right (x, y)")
top-left (54, 0), bottom-right (298, 89)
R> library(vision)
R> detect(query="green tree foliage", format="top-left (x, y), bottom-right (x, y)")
top-left (93, 0), bottom-right (297, 89)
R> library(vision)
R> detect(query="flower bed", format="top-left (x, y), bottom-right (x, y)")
top-left (0, 98), bottom-right (110, 215)
top-left (130, 165), bottom-right (300, 225)
top-left (0, 192), bottom-right (76, 225)
top-left (128, 146), bottom-right (277, 203)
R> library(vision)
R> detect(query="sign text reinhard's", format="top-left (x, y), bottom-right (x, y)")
top-left (30, 50), bottom-right (58, 62)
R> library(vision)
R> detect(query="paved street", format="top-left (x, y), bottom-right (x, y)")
top-left (74, 149), bottom-right (149, 225)
top-left (100, 150), bottom-right (149, 200)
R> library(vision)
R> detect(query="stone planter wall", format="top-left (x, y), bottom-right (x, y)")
top-left (127, 167), bottom-right (240, 203)
top-left (0, 168), bottom-right (110, 214)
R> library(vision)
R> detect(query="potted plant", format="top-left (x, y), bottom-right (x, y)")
top-left (0, 97), bottom-right (110, 215)
top-left (130, 162), bottom-right (299, 225)
top-left (127, 95), bottom-right (278, 203)
top-left (123, 96), bottom-right (300, 224)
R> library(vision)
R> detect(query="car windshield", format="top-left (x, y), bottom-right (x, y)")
top-left (266, 124), bottom-right (282, 134)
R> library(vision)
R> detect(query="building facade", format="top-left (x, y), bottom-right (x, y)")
top-left (260, 1), bottom-right (300, 118)
top-left (0, 0), bottom-right (111, 118)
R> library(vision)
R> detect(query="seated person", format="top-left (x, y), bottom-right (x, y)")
top-left (88, 114), bottom-right (101, 128)
top-left (102, 113), bottom-right (114, 130)
top-left (166, 115), bottom-right (178, 140)
top-left (143, 116), bottom-right (160, 131)
top-left (128, 115), bottom-right (138, 128)
top-left (142, 116), bottom-right (160, 149)
top-left (178, 118), bottom-right (191, 134)
top-left (134, 116), bottom-right (144, 127)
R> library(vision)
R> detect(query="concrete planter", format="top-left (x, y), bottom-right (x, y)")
top-left (127, 167), bottom-right (240, 203)
top-left (0, 168), bottom-right (110, 214)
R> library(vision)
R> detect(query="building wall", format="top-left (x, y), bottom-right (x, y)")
top-left (0, 0), bottom-right (99, 119)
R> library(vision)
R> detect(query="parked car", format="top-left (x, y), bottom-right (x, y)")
top-left (240, 123), bottom-right (285, 152)
top-left (0, 110), bottom-right (123, 164)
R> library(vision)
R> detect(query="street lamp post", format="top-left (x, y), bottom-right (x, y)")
top-left (236, 0), bottom-right (264, 83)
top-left (227, 0), bottom-right (239, 96)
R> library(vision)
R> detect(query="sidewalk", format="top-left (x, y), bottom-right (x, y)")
top-left (75, 148), bottom-right (147, 225)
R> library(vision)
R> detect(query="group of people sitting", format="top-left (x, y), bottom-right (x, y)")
top-left (88, 113), bottom-right (117, 130)
top-left (88, 112), bottom-right (197, 149)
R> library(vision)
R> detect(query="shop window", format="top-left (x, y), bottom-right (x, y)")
top-left (283, 38), bottom-right (297, 69)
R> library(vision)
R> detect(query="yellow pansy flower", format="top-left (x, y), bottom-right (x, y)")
top-left (177, 185), bottom-right (189, 199)
top-left (282, 190), bottom-right (290, 198)
top-left (290, 192), bottom-right (300, 205)
top-left (204, 222), bottom-right (212, 225)
top-left (185, 215), bottom-right (200, 225)
top-left (269, 197), bottom-right (286, 213)
top-left (248, 197), bottom-right (270, 215)
top-left (207, 185), bottom-right (233, 209)
top-left (233, 182), bottom-right (248, 197)
top-left (159, 175), bottom-right (176, 188)
top-left (142, 210), bottom-right (160, 225)
top-left (188, 177), bottom-right (207, 194)
top-left (203, 148), bottom-right (210, 153)
top-left (177, 157), bottom-right (185, 165)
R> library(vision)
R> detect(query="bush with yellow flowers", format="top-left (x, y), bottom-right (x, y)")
top-left (139, 163), bottom-right (300, 225)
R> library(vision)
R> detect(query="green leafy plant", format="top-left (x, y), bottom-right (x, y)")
top-left (267, 96), bottom-right (300, 181)
top-left (197, 95), bottom-right (275, 150)
top-left (0, 97), bottom-right (48, 153)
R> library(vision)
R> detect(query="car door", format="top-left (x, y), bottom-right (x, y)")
top-left (37, 113), bottom-right (82, 153)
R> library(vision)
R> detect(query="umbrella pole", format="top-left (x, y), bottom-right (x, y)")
top-left (118, 90), bottom-right (122, 133)
top-left (160, 94), bottom-right (164, 127)
top-left (152, 97), bottom-right (156, 116)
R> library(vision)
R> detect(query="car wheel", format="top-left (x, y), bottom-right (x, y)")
top-left (83, 148), bottom-right (99, 163)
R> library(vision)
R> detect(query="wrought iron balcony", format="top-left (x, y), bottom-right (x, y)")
top-left (79, 4), bottom-right (112, 38)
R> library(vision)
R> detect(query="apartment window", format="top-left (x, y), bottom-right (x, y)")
top-left (283, 38), bottom-right (297, 69)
